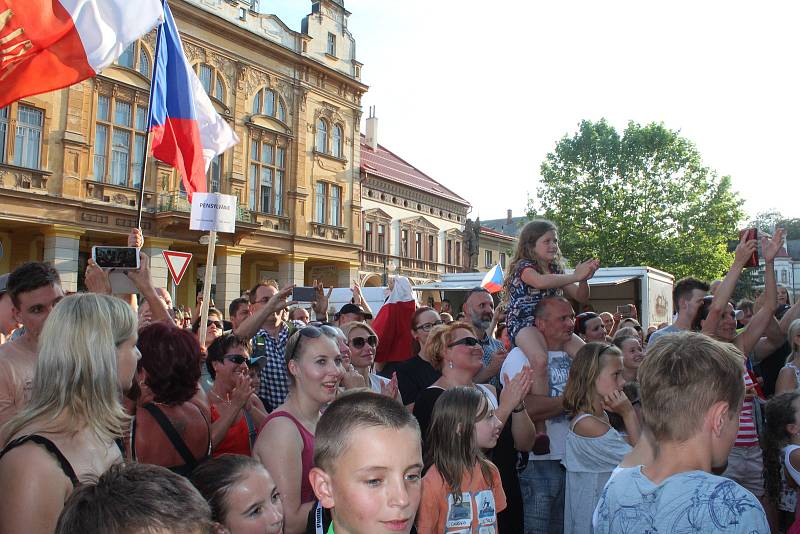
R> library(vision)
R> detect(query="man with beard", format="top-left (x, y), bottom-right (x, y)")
top-left (462, 287), bottom-right (507, 385)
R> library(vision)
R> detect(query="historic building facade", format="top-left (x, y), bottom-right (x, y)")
top-left (358, 114), bottom-right (471, 286)
top-left (0, 0), bottom-right (367, 313)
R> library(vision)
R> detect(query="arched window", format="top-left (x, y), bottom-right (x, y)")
top-left (332, 124), bottom-right (343, 158)
top-left (194, 63), bottom-right (225, 101)
top-left (115, 41), bottom-right (151, 78)
top-left (253, 88), bottom-right (285, 120)
top-left (277, 99), bottom-right (286, 122)
top-left (138, 47), bottom-right (150, 77)
top-left (315, 119), bottom-right (328, 153)
top-left (118, 43), bottom-right (135, 69)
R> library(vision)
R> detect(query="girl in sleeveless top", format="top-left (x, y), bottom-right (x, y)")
top-left (0, 294), bottom-right (138, 534)
top-left (252, 325), bottom-right (344, 534)
top-left (775, 319), bottom-right (800, 394)
top-left (562, 342), bottom-right (641, 534)
top-left (765, 392), bottom-right (800, 532)
top-left (130, 322), bottom-right (212, 476)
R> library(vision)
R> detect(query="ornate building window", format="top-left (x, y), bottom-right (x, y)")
top-left (327, 32), bottom-right (336, 56)
top-left (315, 118), bottom-right (328, 153)
top-left (314, 182), bottom-right (342, 226)
top-left (252, 88), bottom-right (286, 122)
top-left (0, 107), bottom-right (7, 164)
top-left (248, 139), bottom-right (285, 215)
top-left (208, 154), bottom-right (222, 193)
top-left (195, 63), bottom-right (225, 101)
top-left (11, 105), bottom-right (43, 169)
top-left (116, 41), bottom-right (151, 77)
top-left (332, 124), bottom-right (343, 158)
top-left (485, 249), bottom-right (493, 268)
top-left (93, 93), bottom-right (148, 188)
top-left (377, 224), bottom-right (386, 253)
top-left (365, 222), bottom-right (373, 251)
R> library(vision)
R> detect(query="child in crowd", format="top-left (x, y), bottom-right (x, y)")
top-left (593, 332), bottom-right (769, 533)
top-left (503, 219), bottom-right (599, 447)
top-left (55, 463), bottom-right (212, 534)
top-left (309, 390), bottom-right (423, 534)
top-left (563, 342), bottom-right (640, 534)
top-left (417, 386), bottom-right (506, 534)
top-left (191, 454), bottom-right (284, 534)
top-left (764, 392), bottom-right (800, 533)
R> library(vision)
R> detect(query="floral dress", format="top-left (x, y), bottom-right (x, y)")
top-left (505, 259), bottom-right (563, 344)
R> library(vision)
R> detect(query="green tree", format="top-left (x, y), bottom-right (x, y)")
top-left (749, 210), bottom-right (800, 240)
top-left (531, 119), bottom-right (745, 280)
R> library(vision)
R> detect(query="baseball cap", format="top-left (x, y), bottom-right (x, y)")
top-left (336, 302), bottom-right (373, 320)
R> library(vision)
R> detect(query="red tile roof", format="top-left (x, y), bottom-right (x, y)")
top-left (360, 135), bottom-right (470, 207)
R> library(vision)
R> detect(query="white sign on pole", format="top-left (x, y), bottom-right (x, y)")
top-left (190, 192), bottom-right (237, 233)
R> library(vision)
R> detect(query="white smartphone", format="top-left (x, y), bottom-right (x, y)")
top-left (92, 246), bottom-right (140, 270)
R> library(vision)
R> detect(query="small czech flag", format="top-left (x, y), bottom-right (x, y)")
top-left (481, 264), bottom-right (504, 294)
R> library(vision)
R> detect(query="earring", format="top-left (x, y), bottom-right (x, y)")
top-left (448, 360), bottom-right (454, 369)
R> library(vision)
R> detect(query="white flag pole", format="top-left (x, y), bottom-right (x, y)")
top-left (197, 229), bottom-right (216, 350)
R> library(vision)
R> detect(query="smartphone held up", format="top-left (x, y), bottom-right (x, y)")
top-left (739, 228), bottom-right (759, 268)
top-left (92, 246), bottom-right (140, 270)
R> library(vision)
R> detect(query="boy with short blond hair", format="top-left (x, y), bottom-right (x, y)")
top-left (593, 331), bottom-right (769, 533)
top-left (309, 391), bottom-right (423, 534)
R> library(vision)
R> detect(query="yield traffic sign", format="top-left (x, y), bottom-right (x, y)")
top-left (162, 251), bottom-right (193, 286)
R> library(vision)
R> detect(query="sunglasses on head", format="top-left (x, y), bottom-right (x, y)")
top-left (349, 335), bottom-right (378, 349)
top-left (448, 336), bottom-right (480, 348)
top-left (287, 325), bottom-right (340, 361)
top-left (223, 354), bottom-right (247, 365)
top-left (207, 320), bottom-right (222, 329)
top-left (414, 320), bottom-right (443, 332)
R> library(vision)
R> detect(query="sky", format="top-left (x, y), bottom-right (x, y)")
top-left (265, 0), bottom-right (799, 222)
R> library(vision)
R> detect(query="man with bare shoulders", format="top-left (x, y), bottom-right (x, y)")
top-left (0, 262), bottom-right (64, 428)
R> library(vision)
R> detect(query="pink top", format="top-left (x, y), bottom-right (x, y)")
top-left (262, 410), bottom-right (315, 503)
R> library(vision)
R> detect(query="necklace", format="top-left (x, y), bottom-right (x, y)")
top-left (208, 388), bottom-right (231, 405)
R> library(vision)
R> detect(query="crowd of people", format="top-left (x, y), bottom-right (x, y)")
top-left (0, 220), bottom-right (797, 534)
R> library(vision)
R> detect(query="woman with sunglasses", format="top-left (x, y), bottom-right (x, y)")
top-left (341, 322), bottom-right (401, 401)
top-left (206, 334), bottom-right (267, 457)
top-left (252, 325), bottom-right (343, 534)
top-left (192, 308), bottom-right (224, 352)
top-left (412, 321), bottom-right (535, 532)
top-left (395, 307), bottom-right (443, 410)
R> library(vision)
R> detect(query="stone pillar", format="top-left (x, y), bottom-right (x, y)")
top-left (216, 246), bottom-right (246, 318)
top-left (42, 225), bottom-right (85, 292)
top-left (278, 255), bottom-right (306, 288)
top-left (337, 261), bottom-right (361, 288)
top-left (141, 237), bottom-right (174, 294)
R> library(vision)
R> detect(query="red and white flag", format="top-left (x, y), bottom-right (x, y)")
top-left (0, 0), bottom-right (163, 108)
top-left (373, 277), bottom-right (417, 365)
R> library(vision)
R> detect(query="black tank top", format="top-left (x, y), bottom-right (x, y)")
top-left (0, 435), bottom-right (79, 486)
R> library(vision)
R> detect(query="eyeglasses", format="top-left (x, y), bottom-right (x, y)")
top-left (223, 354), bottom-right (247, 365)
top-left (448, 336), bottom-right (480, 348)
top-left (207, 320), bottom-right (223, 329)
top-left (414, 320), bottom-right (443, 332)
top-left (349, 335), bottom-right (378, 349)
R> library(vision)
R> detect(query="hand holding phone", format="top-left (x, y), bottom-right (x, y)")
top-left (737, 228), bottom-right (759, 268)
top-left (91, 246), bottom-right (140, 270)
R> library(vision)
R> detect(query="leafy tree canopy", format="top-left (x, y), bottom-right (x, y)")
top-left (530, 119), bottom-right (745, 281)
top-left (749, 210), bottom-right (800, 240)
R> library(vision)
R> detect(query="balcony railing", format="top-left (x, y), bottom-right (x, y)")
top-left (156, 192), bottom-right (253, 223)
top-left (360, 251), bottom-right (464, 279)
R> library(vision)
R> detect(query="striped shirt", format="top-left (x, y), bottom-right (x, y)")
top-left (735, 372), bottom-right (759, 447)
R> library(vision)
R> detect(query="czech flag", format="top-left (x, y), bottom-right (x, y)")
top-left (0, 0), bottom-right (163, 109)
top-left (481, 264), bottom-right (504, 294)
top-left (148, 0), bottom-right (238, 200)
top-left (373, 276), bottom-right (417, 365)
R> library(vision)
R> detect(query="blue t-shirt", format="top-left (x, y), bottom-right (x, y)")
top-left (593, 466), bottom-right (769, 533)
